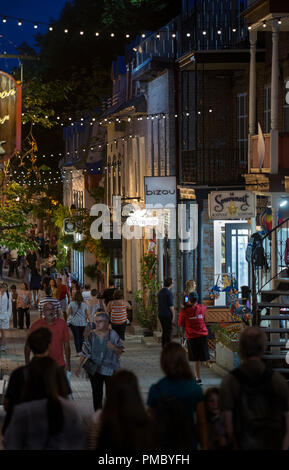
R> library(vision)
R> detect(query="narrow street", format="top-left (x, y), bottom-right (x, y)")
top-left (0, 276), bottom-right (222, 449)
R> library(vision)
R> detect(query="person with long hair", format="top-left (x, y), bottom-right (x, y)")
top-left (147, 342), bottom-right (208, 450)
top-left (90, 370), bottom-right (155, 451)
top-left (37, 280), bottom-right (49, 305)
top-left (67, 291), bottom-right (90, 355)
top-left (17, 282), bottom-right (32, 330)
top-left (49, 279), bottom-right (57, 299)
top-left (30, 268), bottom-right (42, 308)
top-left (204, 387), bottom-right (227, 450)
top-left (3, 356), bottom-right (85, 450)
top-left (106, 289), bottom-right (132, 340)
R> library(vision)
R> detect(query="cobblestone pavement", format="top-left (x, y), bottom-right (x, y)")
top-left (0, 273), bottom-right (222, 449)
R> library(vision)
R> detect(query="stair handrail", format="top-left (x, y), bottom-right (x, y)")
top-left (257, 216), bottom-right (289, 294)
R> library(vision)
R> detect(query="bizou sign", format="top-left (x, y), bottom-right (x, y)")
top-left (144, 176), bottom-right (177, 207)
top-left (208, 191), bottom-right (256, 219)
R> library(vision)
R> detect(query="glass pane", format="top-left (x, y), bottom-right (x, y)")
top-left (232, 235), bottom-right (236, 276)
top-left (238, 234), bottom-right (249, 287)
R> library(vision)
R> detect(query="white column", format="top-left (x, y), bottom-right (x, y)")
top-left (248, 30), bottom-right (257, 173)
top-left (270, 19), bottom-right (280, 174)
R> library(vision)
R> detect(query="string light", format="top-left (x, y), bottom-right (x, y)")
top-left (17, 19), bottom-right (22, 26)
top-left (2, 16), bottom-right (7, 23)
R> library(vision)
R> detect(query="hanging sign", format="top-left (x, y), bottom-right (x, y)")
top-left (144, 176), bottom-right (177, 207)
top-left (0, 71), bottom-right (22, 162)
top-left (208, 191), bottom-right (256, 219)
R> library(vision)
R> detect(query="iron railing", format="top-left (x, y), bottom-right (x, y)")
top-left (181, 148), bottom-right (246, 185)
top-left (255, 216), bottom-right (289, 295)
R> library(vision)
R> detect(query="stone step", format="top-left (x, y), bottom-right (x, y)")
top-left (262, 354), bottom-right (288, 360)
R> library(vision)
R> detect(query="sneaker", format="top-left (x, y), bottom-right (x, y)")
top-left (196, 378), bottom-right (202, 385)
top-left (1, 346), bottom-right (7, 353)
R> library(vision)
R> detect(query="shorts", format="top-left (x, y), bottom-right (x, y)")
top-left (0, 317), bottom-right (10, 330)
top-left (187, 336), bottom-right (209, 362)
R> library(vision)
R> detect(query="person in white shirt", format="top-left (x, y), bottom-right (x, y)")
top-left (82, 284), bottom-right (92, 303)
top-left (0, 282), bottom-right (12, 352)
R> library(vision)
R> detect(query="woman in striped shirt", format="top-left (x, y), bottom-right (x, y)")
top-left (67, 291), bottom-right (91, 355)
top-left (107, 290), bottom-right (132, 340)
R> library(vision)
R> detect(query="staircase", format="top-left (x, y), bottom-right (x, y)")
top-left (255, 217), bottom-right (289, 379)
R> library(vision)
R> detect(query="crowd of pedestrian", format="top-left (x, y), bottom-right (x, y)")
top-left (0, 261), bottom-right (289, 451)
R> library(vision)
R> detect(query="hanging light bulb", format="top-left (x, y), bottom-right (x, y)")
top-left (2, 17), bottom-right (7, 23)
top-left (18, 20), bottom-right (22, 26)
top-left (34, 23), bottom-right (38, 29)
top-left (49, 25), bottom-right (53, 31)
top-left (95, 32), bottom-right (99, 36)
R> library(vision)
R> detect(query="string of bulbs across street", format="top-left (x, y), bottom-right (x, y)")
top-left (0, 12), bottom-right (251, 38)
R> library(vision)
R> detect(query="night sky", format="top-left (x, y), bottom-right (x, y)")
top-left (0, 0), bottom-right (68, 71)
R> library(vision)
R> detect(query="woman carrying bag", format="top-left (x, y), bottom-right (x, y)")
top-left (75, 313), bottom-right (124, 411)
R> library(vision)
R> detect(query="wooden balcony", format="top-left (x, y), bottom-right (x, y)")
top-left (250, 133), bottom-right (289, 173)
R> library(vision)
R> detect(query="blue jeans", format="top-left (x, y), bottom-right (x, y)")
top-left (70, 324), bottom-right (86, 353)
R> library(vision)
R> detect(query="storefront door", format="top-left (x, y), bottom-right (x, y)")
top-left (225, 223), bottom-right (250, 290)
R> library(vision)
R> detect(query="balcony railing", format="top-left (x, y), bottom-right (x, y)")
top-left (181, 148), bottom-right (246, 185)
top-left (132, 14), bottom-right (249, 71)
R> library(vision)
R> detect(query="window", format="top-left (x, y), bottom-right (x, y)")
top-left (264, 85), bottom-right (271, 133)
top-left (237, 93), bottom-right (248, 164)
top-left (283, 79), bottom-right (289, 132)
top-left (72, 190), bottom-right (83, 209)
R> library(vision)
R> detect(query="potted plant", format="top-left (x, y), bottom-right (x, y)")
top-left (133, 253), bottom-right (159, 335)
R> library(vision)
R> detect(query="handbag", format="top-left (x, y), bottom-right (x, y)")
top-left (82, 358), bottom-right (99, 376)
top-left (82, 331), bottom-right (111, 376)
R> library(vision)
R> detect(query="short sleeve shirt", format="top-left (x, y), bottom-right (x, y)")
top-left (158, 288), bottom-right (174, 317)
top-left (29, 319), bottom-right (70, 367)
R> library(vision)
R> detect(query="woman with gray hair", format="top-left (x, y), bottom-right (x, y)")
top-left (75, 313), bottom-right (124, 410)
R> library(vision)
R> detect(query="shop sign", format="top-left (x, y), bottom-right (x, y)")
top-left (144, 176), bottom-right (177, 208)
top-left (126, 209), bottom-right (159, 227)
top-left (208, 191), bottom-right (256, 219)
top-left (0, 71), bottom-right (21, 162)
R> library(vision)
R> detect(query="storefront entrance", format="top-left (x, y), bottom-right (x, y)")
top-left (214, 220), bottom-right (250, 306)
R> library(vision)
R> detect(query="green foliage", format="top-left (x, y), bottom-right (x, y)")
top-left (133, 253), bottom-right (159, 331)
top-left (84, 264), bottom-right (98, 280)
top-left (52, 204), bottom-right (71, 231)
top-left (0, 183), bottom-right (37, 254)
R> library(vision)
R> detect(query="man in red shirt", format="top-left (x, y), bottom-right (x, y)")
top-left (56, 277), bottom-right (70, 321)
top-left (178, 291), bottom-right (209, 385)
top-left (24, 302), bottom-right (71, 372)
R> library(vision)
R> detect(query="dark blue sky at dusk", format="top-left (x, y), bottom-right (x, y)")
top-left (0, 0), bottom-right (69, 71)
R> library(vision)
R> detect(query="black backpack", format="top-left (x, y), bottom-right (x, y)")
top-left (230, 366), bottom-right (285, 450)
top-left (245, 232), bottom-right (267, 268)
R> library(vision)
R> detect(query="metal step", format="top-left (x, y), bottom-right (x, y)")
top-left (272, 368), bottom-right (289, 374)
top-left (264, 328), bottom-right (289, 333)
top-left (262, 354), bottom-right (288, 360)
top-left (258, 303), bottom-right (289, 309)
top-left (266, 342), bottom-right (288, 347)
top-left (260, 316), bottom-right (289, 320)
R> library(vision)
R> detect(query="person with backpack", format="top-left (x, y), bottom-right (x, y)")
top-left (0, 282), bottom-right (12, 352)
top-left (147, 342), bottom-right (208, 450)
top-left (219, 327), bottom-right (289, 450)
